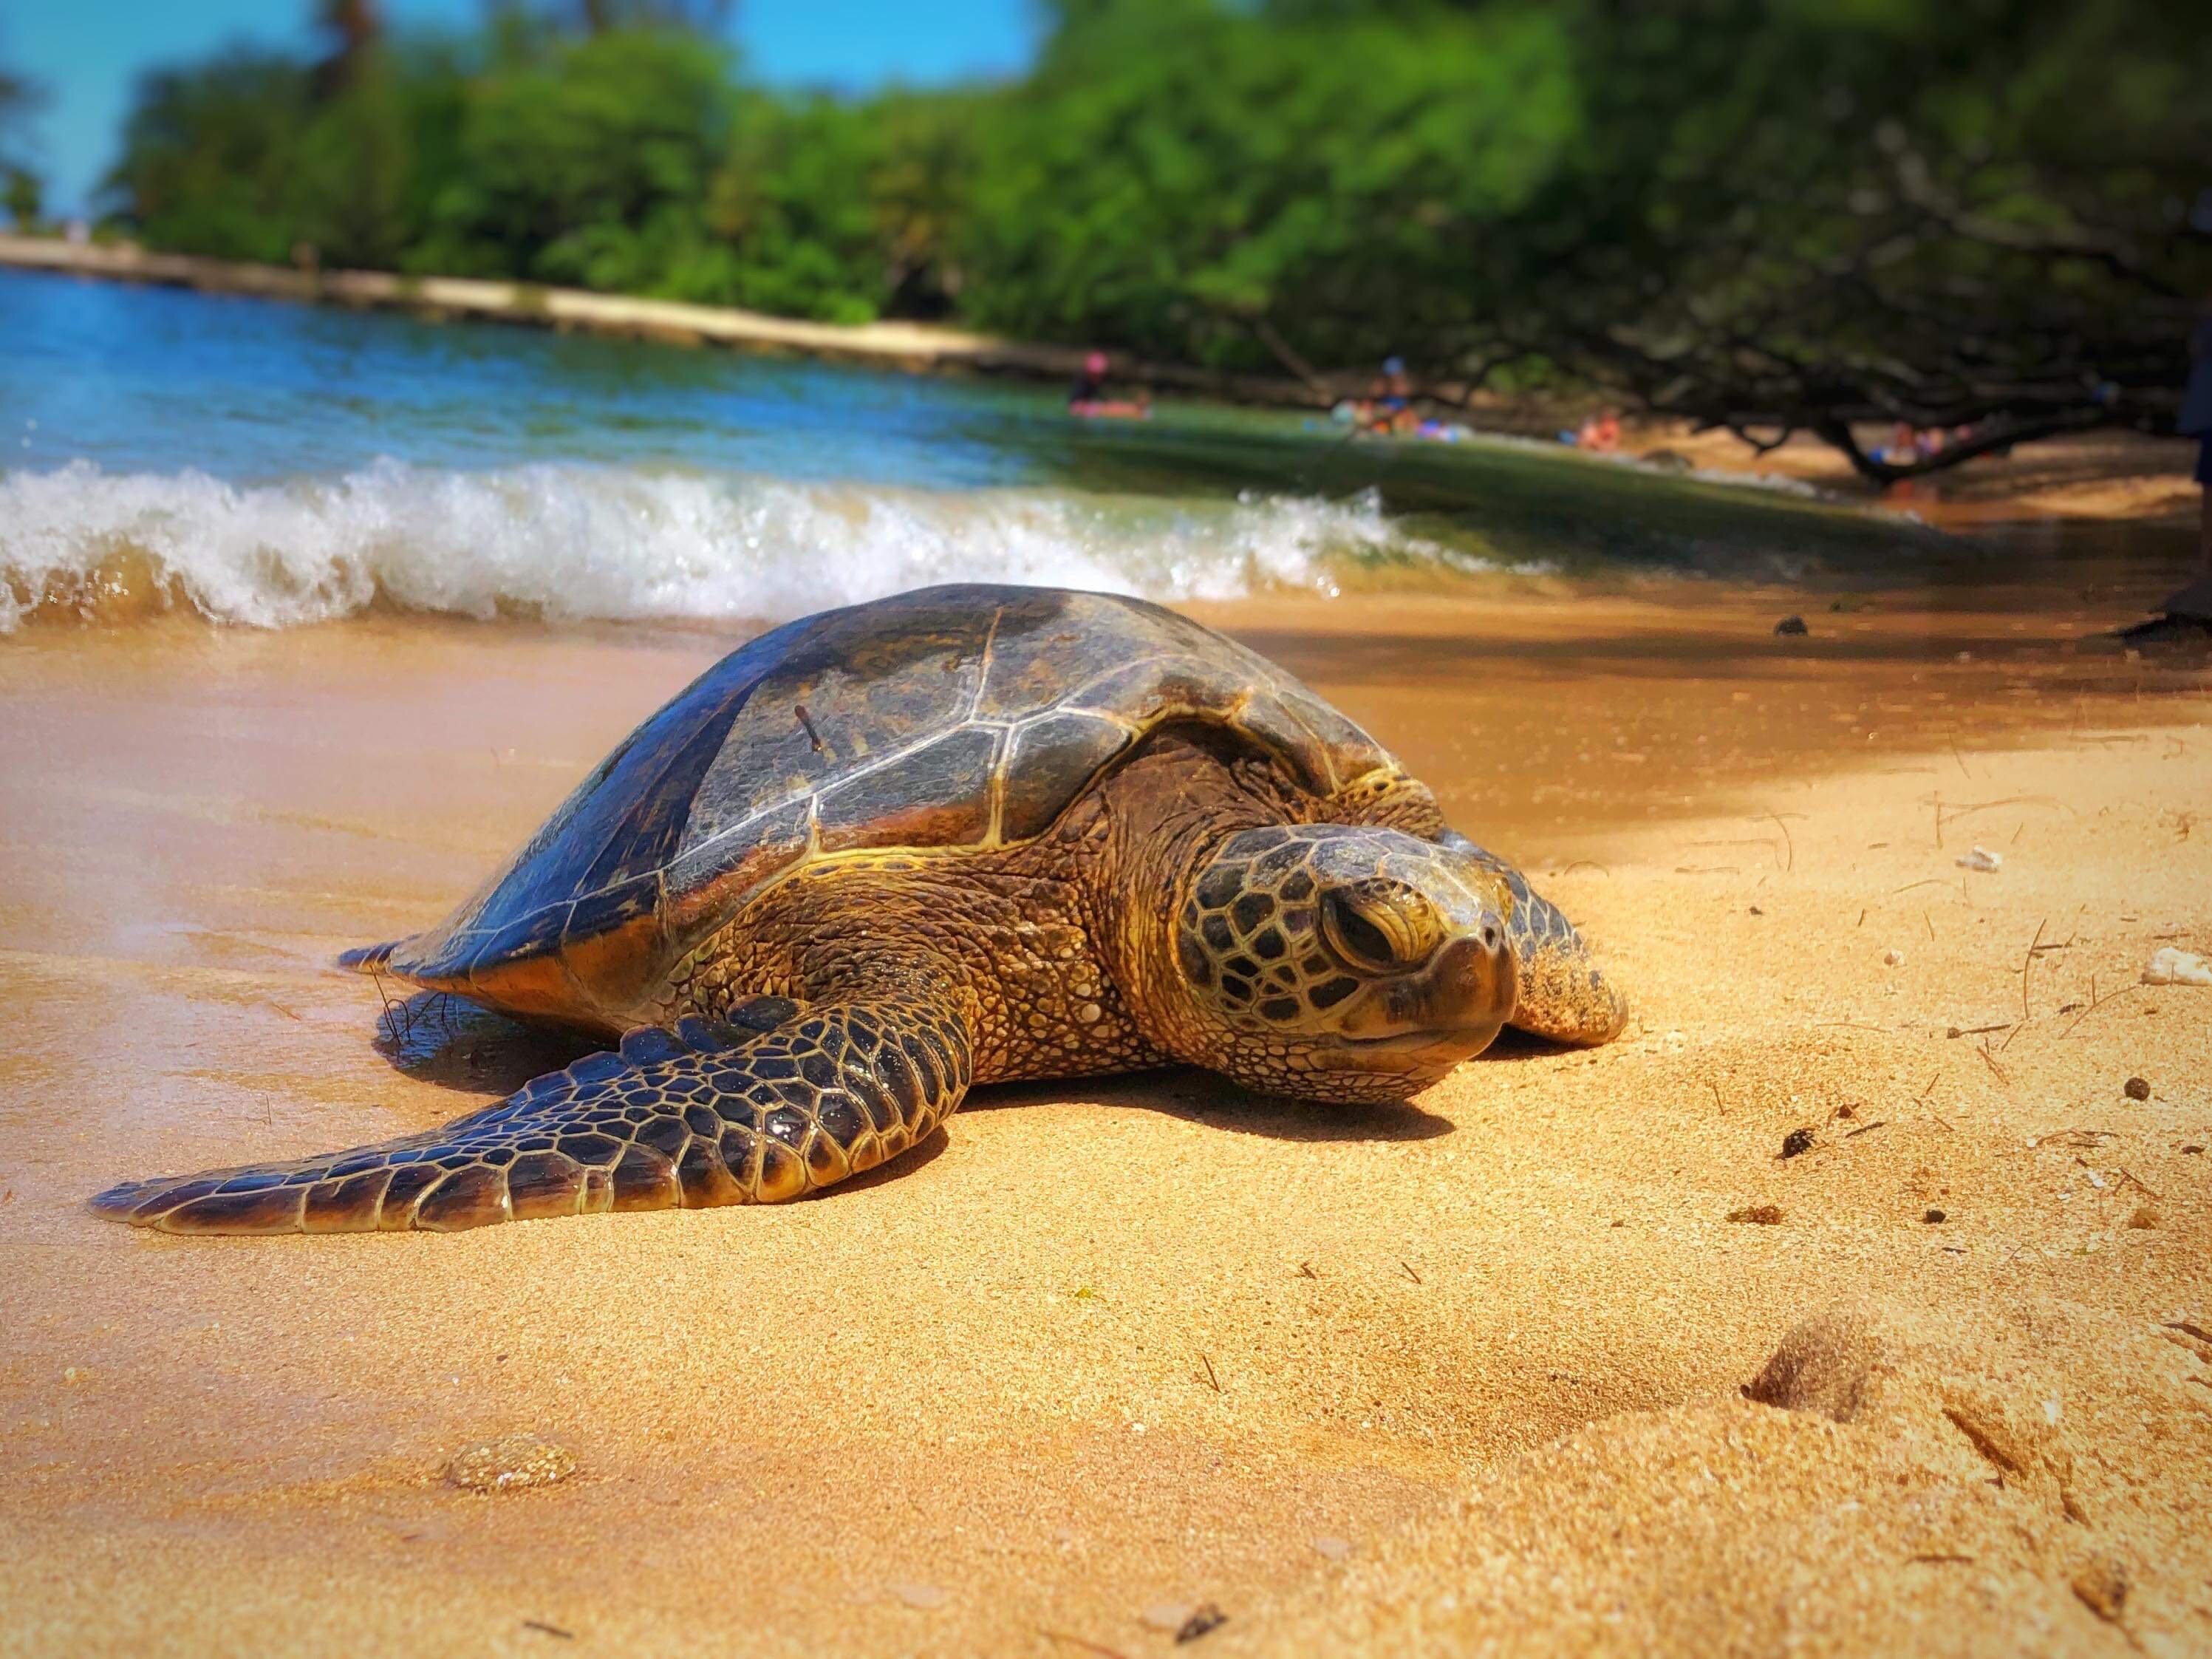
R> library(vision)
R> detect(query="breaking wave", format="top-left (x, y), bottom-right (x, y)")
top-left (0, 460), bottom-right (1475, 632)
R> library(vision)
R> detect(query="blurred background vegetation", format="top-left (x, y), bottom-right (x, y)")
top-left (5, 0), bottom-right (2207, 477)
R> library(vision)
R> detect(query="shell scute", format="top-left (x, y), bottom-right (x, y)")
top-left (815, 724), bottom-right (1002, 856)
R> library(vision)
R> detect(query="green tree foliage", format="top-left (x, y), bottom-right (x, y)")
top-left (1458, 0), bottom-right (2212, 474)
top-left (0, 55), bottom-right (41, 231)
top-left (111, 53), bottom-right (318, 262)
top-left (413, 29), bottom-right (734, 290)
top-left (955, 0), bottom-right (1580, 368)
top-left (96, 0), bottom-right (2207, 466)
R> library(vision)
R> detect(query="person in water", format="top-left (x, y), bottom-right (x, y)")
top-left (1360, 357), bottom-right (1418, 434)
top-left (1070, 350), bottom-right (1110, 409)
top-left (1068, 352), bottom-right (1150, 419)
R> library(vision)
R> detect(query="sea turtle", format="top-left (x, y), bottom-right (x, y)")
top-left (93, 585), bottom-right (1626, 1236)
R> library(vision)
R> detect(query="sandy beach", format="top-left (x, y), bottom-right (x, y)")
top-left (0, 579), bottom-right (2205, 1657)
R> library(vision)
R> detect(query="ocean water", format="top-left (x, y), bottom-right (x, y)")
top-left (1, 267), bottom-right (1973, 633)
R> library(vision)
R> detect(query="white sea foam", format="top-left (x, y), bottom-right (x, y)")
top-left (0, 460), bottom-right (1464, 631)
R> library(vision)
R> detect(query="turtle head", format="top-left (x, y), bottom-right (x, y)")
top-left (1167, 825), bottom-right (1517, 1104)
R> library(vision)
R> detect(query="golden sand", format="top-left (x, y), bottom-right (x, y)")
top-left (0, 584), bottom-right (2205, 1657)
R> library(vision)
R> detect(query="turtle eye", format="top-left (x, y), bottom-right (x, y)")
top-left (1320, 883), bottom-right (1441, 975)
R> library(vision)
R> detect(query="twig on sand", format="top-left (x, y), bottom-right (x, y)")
top-left (2059, 974), bottom-right (2146, 1038)
top-left (2001, 919), bottom-right (2047, 1052)
top-left (1761, 810), bottom-right (1801, 873)
top-left (1707, 1077), bottom-right (1726, 1115)
top-left (2117, 1168), bottom-right (2165, 1203)
top-left (1908, 1553), bottom-right (1977, 1566)
top-left (1975, 1044), bottom-right (2010, 1086)
top-left (1399, 1260), bottom-right (1424, 1286)
top-left (1845, 1120), bottom-right (1889, 1139)
top-left (1196, 1353), bottom-right (1222, 1394)
top-left (369, 966), bottom-right (415, 1048)
top-left (1926, 794), bottom-right (2065, 848)
top-left (520, 1622), bottom-right (575, 1641)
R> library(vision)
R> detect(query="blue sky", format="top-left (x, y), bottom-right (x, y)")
top-left (6, 1), bottom-right (1040, 214)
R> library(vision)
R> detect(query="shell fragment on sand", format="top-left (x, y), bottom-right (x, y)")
top-left (2141, 947), bottom-right (2211, 987)
top-left (1954, 845), bottom-right (2002, 873)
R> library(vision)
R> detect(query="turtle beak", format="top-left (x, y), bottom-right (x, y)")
top-left (1325, 911), bottom-right (1516, 1074)
top-left (1420, 918), bottom-right (1517, 1044)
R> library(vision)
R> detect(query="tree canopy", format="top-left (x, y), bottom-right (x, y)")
top-left (1, 39), bottom-right (44, 229)
top-left (95, 0), bottom-right (2212, 474)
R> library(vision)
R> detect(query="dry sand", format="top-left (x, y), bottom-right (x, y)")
top-left (1, 583), bottom-right (2207, 1658)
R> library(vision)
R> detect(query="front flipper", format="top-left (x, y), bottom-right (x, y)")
top-left (92, 998), bottom-right (972, 1236)
top-left (1440, 831), bottom-right (1628, 1046)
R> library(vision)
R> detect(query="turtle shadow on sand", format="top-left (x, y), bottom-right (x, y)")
top-left (963, 1070), bottom-right (1455, 1144)
top-left (369, 990), bottom-right (600, 1095)
top-left (375, 990), bottom-right (1453, 1146)
top-left (369, 989), bottom-right (1453, 1146)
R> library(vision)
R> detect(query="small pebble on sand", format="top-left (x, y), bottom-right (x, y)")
top-left (1728, 1205), bottom-right (1784, 1225)
top-left (1176, 1604), bottom-right (1228, 1643)
top-left (445, 1432), bottom-right (576, 1493)
top-left (890, 1582), bottom-right (947, 1610)
top-left (1955, 845), bottom-right (2002, 873)
top-left (2070, 1560), bottom-right (2128, 1624)
top-left (1143, 1603), bottom-right (1196, 1632)
top-left (1779, 1127), bottom-right (1816, 1159)
top-left (1923, 1208), bottom-right (1946, 1224)
top-left (1312, 1536), bottom-right (1353, 1561)
top-left (2126, 1205), bottom-right (2160, 1230)
top-left (1774, 615), bottom-right (1809, 636)
top-left (2123, 1076), bottom-right (2151, 1101)
top-left (2141, 947), bottom-right (2211, 987)
top-left (1882, 948), bottom-right (1903, 967)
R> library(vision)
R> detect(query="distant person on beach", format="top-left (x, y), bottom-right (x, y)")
top-left (2185, 304), bottom-right (2212, 570)
top-left (1560, 406), bottom-right (1621, 452)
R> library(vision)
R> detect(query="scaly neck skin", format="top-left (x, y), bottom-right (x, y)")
top-left (1081, 733), bottom-right (1299, 1063)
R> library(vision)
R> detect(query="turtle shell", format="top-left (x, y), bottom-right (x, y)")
top-left (369, 585), bottom-right (1398, 1025)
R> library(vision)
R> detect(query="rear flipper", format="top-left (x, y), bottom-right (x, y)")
top-left (92, 997), bottom-right (972, 1236)
top-left (1440, 831), bottom-right (1627, 1046)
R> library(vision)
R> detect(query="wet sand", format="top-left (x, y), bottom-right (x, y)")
top-left (1, 582), bottom-right (2208, 1657)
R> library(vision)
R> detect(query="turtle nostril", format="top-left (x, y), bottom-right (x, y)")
top-left (1481, 924), bottom-right (1501, 952)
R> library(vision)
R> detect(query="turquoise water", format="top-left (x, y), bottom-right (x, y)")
top-left (0, 266), bottom-right (2033, 631)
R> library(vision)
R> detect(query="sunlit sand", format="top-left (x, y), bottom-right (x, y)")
top-left (1, 580), bottom-right (2204, 1655)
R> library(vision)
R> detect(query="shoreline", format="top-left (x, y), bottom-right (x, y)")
top-left (0, 231), bottom-right (1311, 401)
top-left (1, 585), bottom-right (2205, 1656)
top-left (5, 232), bottom-right (2196, 526)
